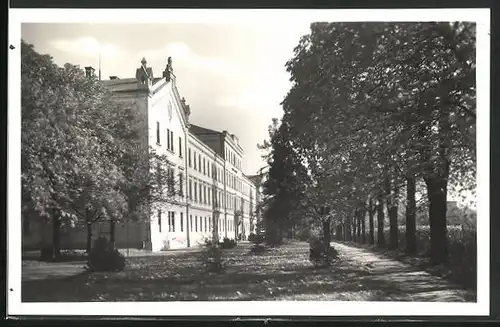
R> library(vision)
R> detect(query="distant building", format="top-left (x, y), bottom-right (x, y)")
top-left (23, 56), bottom-right (261, 252)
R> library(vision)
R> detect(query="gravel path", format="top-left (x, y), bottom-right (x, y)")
top-left (332, 242), bottom-right (475, 302)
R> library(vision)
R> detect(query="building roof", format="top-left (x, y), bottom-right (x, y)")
top-left (101, 77), bottom-right (164, 92)
top-left (189, 124), bottom-right (222, 136)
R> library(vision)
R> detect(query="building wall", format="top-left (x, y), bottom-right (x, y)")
top-left (22, 61), bottom-right (261, 253)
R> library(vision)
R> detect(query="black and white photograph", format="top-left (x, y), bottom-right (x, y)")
top-left (7, 8), bottom-right (490, 317)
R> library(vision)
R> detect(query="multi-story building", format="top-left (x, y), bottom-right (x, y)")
top-left (89, 57), bottom-right (259, 251)
top-left (22, 56), bottom-right (260, 252)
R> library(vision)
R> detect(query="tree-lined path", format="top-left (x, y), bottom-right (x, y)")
top-left (331, 242), bottom-right (474, 302)
top-left (22, 242), bottom-right (473, 302)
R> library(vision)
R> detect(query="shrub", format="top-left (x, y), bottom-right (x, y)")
top-left (87, 236), bottom-right (125, 272)
top-left (249, 243), bottom-right (268, 255)
top-left (309, 239), bottom-right (338, 267)
top-left (220, 237), bottom-right (237, 249)
top-left (248, 233), bottom-right (264, 244)
top-left (203, 238), bottom-right (218, 247)
top-left (201, 244), bottom-right (225, 273)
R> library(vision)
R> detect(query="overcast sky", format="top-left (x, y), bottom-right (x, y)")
top-left (21, 23), bottom-right (313, 176)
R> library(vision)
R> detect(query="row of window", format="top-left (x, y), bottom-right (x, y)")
top-left (225, 147), bottom-right (242, 170)
top-left (157, 210), bottom-right (237, 233)
top-left (188, 179), bottom-right (224, 207)
top-left (188, 148), bottom-right (226, 183)
top-left (156, 122), bottom-right (183, 157)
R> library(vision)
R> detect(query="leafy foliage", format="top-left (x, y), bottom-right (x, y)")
top-left (276, 22), bottom-right (476, 265)
top-left (87, 236), bottom-right (126, 272)
top-left (220, 237), bottom-right (237, 249)
top-left (21, 40), bottom-right (182, 255)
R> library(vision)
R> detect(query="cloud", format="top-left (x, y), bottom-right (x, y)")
top-left (50, 37), bottom-right (118, 58)
top-left (137, 42), bottom-right (232, 73)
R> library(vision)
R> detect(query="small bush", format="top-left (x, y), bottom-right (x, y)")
top-left (203, 238), bottom-right (218, 247)
top-left (220, 237), bottom-right (237, 249)
top-left (87, 236), bottom-right (125, 272)
top-left (248, 233), bottom-right (264, 244)
top-left (309, 239), bottom-right (338, 267)
top-left (249, 243), bottom-right (268, 255)
top-left (201, 244), bottom-right (225, 273)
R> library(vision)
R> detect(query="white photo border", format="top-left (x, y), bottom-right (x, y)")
top-left (8, 8), bottom-right (491, 317)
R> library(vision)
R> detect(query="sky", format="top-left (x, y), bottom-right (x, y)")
top-left (21, 23), bottom-right (313, 176)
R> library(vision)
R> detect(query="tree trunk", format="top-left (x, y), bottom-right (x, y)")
top-left (406, 173), bottom-right (417, 255)
top-left (361, 206), bottom-right (366, 244)
top-left (385, 174), bottom-right (398, 250)
top-left (346, 218), bottom-right (352, 242)
top-left (369, 197), bottom-right (375, 245)
top-left (356, 210), bottom-right (362, 243)
top-left (322, 219), bottom-right (331, 250)
top-left (85, 208), bottom-right (92, 253)
top-left (425, 172), bottom-right (449, 265)
top-left (109, 219), bottom-right (116, 249)
top-left (336, 224), bottom-right (342, 241)
top-left (52, 209), bottom-right (61, 260)
top-left (377, 194), bottom-right (385, 247)
top-left (212, 212), bottom-right (219, 243)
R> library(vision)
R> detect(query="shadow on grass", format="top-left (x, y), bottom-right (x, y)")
top-left (22, 242), bottom-right (474, 302)
top-left (334, 240), bottom-right (476, 291)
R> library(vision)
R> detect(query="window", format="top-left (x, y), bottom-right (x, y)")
top-left (188, 148), bottom-right (192, 167)
top-left (195, 216), bottom-right (198, 232)
top-left (208, 217), bottom-right (211, 231)
top-left (194, 151), bottom-right (197, 169)
top-left (167, 167), bottom-right (175, 195)
top-left (170, 130), bottom-right (174, 152)
top-left (194, 182), bottom-right (198, 202)
top-left (156, 122), bottom-right (161, 144)
top-left (166, 128), bottom-right (170, 148)
top-left (189, 180), bottom-right (193, 200)
top-left (203, 186), bottom-right (206, 204)
top-left (208, 188), bottom-right (211, 205)
top-left (203, 158), bottom-right (206, 175)
top-left (179, 173), bottom-right (184, 196)
top-left (180, 213), bottom-right (184, 232)
top-left (158, 209), bottom-right (162, 232)
top-left (190, 215), bottom-right (193, 232)
top-left (168, 212), bottom-right (175, 232)
top-left (198, 154), bottom-right (201, 172)
top-left (179, 137), bottom-right (183, 157)
top-left (204, 217), bottom-right (207, 232)
top-left (199, 184), bottom-right (202, 203)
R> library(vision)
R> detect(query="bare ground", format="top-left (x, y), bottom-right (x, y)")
top-left (21, 242), bottom-right (475, 302)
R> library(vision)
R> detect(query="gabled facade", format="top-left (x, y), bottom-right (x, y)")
top-left (99, 57), bottom-right (260, 251)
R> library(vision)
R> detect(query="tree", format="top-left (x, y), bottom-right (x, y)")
top-left (21, 40), bottom-right (182, 256)
top-left (280, 22), bottom-right (475, 264)
top-left (258, 118), bottom-right (310, 244)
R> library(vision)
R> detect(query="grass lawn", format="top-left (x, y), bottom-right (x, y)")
top-left (22, 242), bottom-right (474, 302)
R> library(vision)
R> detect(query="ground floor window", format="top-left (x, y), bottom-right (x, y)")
top-left (158, 209), bottom-right (162, 232)
top-left (168, 212), bottom-right (175, 232)
top-left (180, 213), bottom-right (184, 232)
top-left (195, 216), bottom-right (198, 232)
top-left (190, 215), bottom-right (193, 232)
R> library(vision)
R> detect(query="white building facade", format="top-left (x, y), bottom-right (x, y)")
top-left (100, 57), bottom-right (259, 251)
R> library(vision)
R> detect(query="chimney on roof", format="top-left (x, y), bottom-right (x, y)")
top-left (109, 76), bottom-right (119, 80)
top-left (84, 66), bottom-right (95, 78)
